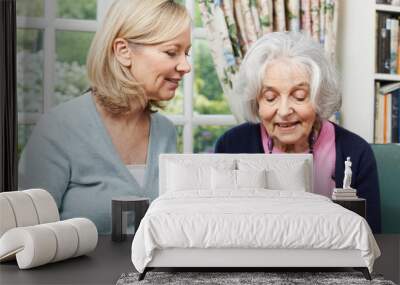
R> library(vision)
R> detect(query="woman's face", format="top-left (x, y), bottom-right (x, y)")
top-left (129, 26), bottom-right (191, 101)
top-left (257, 59), bottom-right (317, 150)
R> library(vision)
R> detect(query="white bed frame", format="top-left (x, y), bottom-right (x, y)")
top-left (139, 154), bottom-right (371, 280)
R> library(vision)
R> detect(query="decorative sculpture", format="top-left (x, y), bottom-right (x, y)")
top-left (343, 157), bottom-right (353, 189)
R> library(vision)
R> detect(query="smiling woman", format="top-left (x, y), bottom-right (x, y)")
top-left (125, 29), bottom-right (191, 102)
top-left (215, 32), bottom-right (382, 234)
top-left (18, 0), bottom-right (192, 234)
top-left (258, 59), bottom-right (316, 153)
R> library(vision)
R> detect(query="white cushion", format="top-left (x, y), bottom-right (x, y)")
top-left (42, 222), bottom-right (79, 262)
top-left (167, 160), bottom-right (235, 192)
top-left (167, 162), bottom-right (210, 191)
top-left (0, 189), bottom-right (60, 238)
top-left (266, 166), bottom-right (308, 191)
top-left (211, 168), bottom-right (236, 190)
top-left (237, 158), bottom-right (310, 191)
top-left (0, 218), bottom-right (97, 269)
top-left (236, 169), bottom-right (267, 189)
top-left (0, 191), bottom-right (39, 227)
top-left (24, 189), bottom-right (60, 223)
top-left (64, 218), bottom-right (98, 257)
top-left (0, 189), bottom-right (98, 269)
top-left (0, 196), bottom-right (16, 237)
top-left (0, 225), bottom-right (57, 268)
top-left (211, 169), bottom-right (267, 190)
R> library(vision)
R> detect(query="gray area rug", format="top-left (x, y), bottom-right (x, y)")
top-left (116, 271), bottom-right (396, 285)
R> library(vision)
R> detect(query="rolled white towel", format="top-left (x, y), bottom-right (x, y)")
top-left (0, 218), bottom-right (98, 269)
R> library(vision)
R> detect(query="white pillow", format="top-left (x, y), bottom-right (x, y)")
top-left (266, 167), bottom-right (307, 191)
top-left (236, 169), bottom-right (267, 189)
top-left (167, 162), bottom-right (210, 191)
top-left (211, 168), bottom-right (236, 190)
top-left (237, 159), bottom-right (310, 191)
top-left (211, 169), bottom-right (267, 190)
top-left (166, 159), bottom-right (236, 192)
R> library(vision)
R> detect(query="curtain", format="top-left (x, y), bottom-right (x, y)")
top-left (199, 0), bottom-right (339, 122)
top-left (0, 0), bottom-right (17, 192)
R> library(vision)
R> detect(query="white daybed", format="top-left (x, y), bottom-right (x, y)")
top-left (131, 154), bottom-right (380, 280)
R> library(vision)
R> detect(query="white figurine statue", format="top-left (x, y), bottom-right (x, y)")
top-left (342, 157), bottom-right (353, 189)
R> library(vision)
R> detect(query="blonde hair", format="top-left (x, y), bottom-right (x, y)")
top-left (86, 0), bottom-right (191, 114)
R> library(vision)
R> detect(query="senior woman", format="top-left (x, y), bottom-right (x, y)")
top-left (215, 32), bottom-right (381, 233)
top-left (18, 0), bottom-right (192, 233)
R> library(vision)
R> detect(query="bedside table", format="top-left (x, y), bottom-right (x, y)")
top-left (111, 196), bottom-right (150, 242)
top-left (332, 198), bottom-right (366, 218)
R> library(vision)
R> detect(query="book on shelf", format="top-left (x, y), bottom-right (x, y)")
top-left (390, 18), bottom-right (399, 73)
top-left (374, 82), bottom-right (400, 143)
top-left (376, 13), bottom-right (391, 73)
top-left (332, 193), bottom-right (358, 197)
top-left (332, 189), bottom-right (358, 200)
top-left (333, 188), bottom-right (357, 193)
top-left (376, 12), bottom-right (400, 74)
top-left (384, 91), bottom-right (392, 143)
top-left (392, 92), bottom-right (400, 142)
top-left (378, 81), bottom-right (400, 94)
top-left (332, 195), bottom-right (359, 200)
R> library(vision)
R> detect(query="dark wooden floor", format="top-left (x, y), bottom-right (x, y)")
top-left (374, 234), bottom-right (400, 284)
top-left (0, 234), bottom-right (398, 284)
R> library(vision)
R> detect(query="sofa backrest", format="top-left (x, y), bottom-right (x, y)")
top-left (159, 153), bottom-right (313, 195)
top-left (371, 144), bottom-right (400, 234)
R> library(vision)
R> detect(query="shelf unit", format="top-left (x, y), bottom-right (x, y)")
top-left (373, 3), bottom-right (400, 144)
top-left (337, 0), bottom-right (400, 143)
top-left (375, 3), bottom-right (400, 13)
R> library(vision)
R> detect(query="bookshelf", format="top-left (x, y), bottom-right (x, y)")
top-left (373, 3), bottom-right (400, 144)
top-left (337, 0), bottom-right (400, 143)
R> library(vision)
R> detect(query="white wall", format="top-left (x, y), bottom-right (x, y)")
top-left (337, 0), bottom-right (375, 142)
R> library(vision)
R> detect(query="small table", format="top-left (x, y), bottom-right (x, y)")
top-left (332, 198), bottom-right (366, 218)
top-left (112, 196), bottom-right (149, 242)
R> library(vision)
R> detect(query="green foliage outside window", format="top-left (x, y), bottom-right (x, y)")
top-left (194, 125), bottom-right (232, 153)
top-left (16, 0), bottom-right (43, 17)
top-left (56, 31), bottom-right (94, 65)
top-left (57, 0), bottom-right (96, 20)
top-left (194, 40), bottom-right (230, 114)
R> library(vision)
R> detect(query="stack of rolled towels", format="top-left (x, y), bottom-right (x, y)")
top-left (0, 189), bottom-right (98, 269)
top-left (332, 188), bottom-right (358, 200)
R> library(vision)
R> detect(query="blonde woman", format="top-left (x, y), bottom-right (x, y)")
top-left (18, 0), bottom-right (192, 233)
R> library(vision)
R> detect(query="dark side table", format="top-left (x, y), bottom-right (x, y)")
top-left (112, 196), bottom-right (149, 242)
top-left (332, 198), bottom-right (366, 219)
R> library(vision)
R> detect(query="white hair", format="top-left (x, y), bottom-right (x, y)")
top-left (233, 32), bottom-right (341, 122)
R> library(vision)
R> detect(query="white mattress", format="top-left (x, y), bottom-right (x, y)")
top-left (131, 190), bottom-right (380, 273)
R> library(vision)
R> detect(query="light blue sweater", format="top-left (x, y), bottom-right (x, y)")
top-left (18, 94), bottom-right (177, 233)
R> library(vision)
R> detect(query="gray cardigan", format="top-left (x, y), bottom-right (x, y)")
top-left (18, 94), bottom-right (177, 233)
